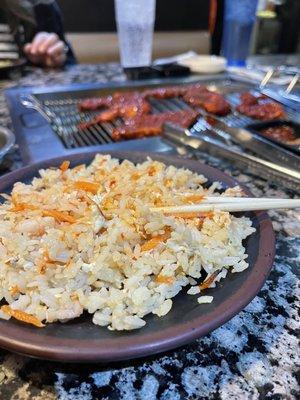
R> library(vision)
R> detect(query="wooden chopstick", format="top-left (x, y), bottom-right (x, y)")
top-left (150, 198), bottom-right (300, 213)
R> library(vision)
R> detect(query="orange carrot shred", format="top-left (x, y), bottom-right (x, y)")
top-left (155, 275), bottom-right (174, 284)
top-left (131, 172), bottom-right (141, 181)
top-left (9, 285), bottom-right (20, 296)
top-left (141, 228), bottom-right (171, 252)
top-left (59, 160), bottom-right (70, 172)
top-left (170, 211), bottom-right (214, 219)
top-left (148, 166), bottom-right (156, 176)
top-left (43, 250), bottom-right (56, 264)
top-left (184, 194), bottom-right (205, 203)
top-left (74, 181), bottom-right (99, 194)
top-left (10, 203), bottom-right (37, 212)
top-left (42, 209), bottom-right (76, 223)
top-left (1, 305), bottom-right (44, 327)
top-left (199, 271), bottom-right (218, 290)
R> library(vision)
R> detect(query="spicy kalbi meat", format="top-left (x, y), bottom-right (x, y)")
top-left (144, 84), bottom-right (231, 116)
top-left (183, 86), bottom-right (231, 116)
top-left (239, 92), bottom-right (258, 106)
top-left (77, 84), bottom-right (231, 135)
top-left (78, 92), bottom-right (151, 129)
top-left (236, 92), bottom-right (285, 120)
top-left (78, 92), bottom-right (150, 115)
top-left (237, 102), bottom-right (285, 120)
top-left (261, 125), bottom-right (297, 143)
top-left (78, 109), bottom-right (119, 130)
top-left (143, 86), bottom-right (188, 99)
top-left (112, 110), bottom-right (199, 141)
top-left (79, 96), bottom-right (112, 111)
top-left (114, 93), bottom-right (151, 118)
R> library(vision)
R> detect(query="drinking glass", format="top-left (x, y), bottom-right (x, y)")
top-left (221, 0), bottom-right (258, 66)
top-left (114, 0), bottom-right (156, 68)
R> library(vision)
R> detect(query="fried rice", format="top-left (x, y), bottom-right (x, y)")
top-left (0, 155), bottom-right (255, 330)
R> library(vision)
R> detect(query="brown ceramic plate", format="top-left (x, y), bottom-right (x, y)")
top-left (0, 151), bottom-right (275, 362)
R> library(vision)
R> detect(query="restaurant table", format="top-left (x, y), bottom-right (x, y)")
top-left (0, 62), bottom-right (298, 400)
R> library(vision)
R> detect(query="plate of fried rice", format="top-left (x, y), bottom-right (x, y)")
top-left (0, 151), bottom-right (275, 362)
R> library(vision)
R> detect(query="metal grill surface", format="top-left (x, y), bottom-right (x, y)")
top-left (33, 84), bottom-right (297, 149)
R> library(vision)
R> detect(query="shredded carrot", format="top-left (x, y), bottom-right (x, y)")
top-left (155, 275), bottom-right (174, 284)
top-left (10, 203), bottom-right (37, 212)
top-left (147, 166), bottom-right (156, 176)
top-left (141, 227), bottom-right (171, 252)
top-left (36, 254), bottom-right (49, 274)
top-left (10, 204), bottom-right (76, 224)
top-left (38, 262), bottom-right (46, 275)
top-left (74, 180), bottom-right (99, 194)
top-left (131, 172), bottom-right (141, 181)
top-left (170, 211), bottom-right (214, 219)
top-left (184, 194), bottom-right (205, 203)
top-left (1, 305), bottom-right (44, 327)
top-left (43, 250), bottom-right (56, 264)
top-left (70, 292), bottom-right (79, 301)
top-left (199, 271), bottom-right (218, 290)
top-left (42, 209), bottom-right (76, 223)
top-left (9, 285), bottom-right (20, 296)
top-left (59, 160), bottom-right (70, 172)
top-left (164, 179), bottom-right (172, 187)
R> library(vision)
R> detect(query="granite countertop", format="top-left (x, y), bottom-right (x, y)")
top-left (0, 64), bottom-right (299, 400)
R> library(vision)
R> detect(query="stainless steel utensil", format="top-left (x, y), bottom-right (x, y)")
top-left (195, 109), bottom-right (300, 172)
top-left (163, 123), bottom-right (300, 192)
top-left (0, 126), bottom-right (15, 163)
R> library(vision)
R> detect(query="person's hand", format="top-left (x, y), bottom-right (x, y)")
top-left (23, 32), bottom-right (67, 68)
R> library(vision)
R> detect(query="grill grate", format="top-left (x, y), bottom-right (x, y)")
top-left (34, 86), bottom-right (298, 149)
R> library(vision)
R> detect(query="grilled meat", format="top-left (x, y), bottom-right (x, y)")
top-left (143, 86), bottom-right (188, 99)
top-left (79, 96), bottom-right (112, 111)
top-left (79, 92), bottom-right (150, 113)
top-left (183, 85), bottom-right (231, 116)
top-left (78, 92), bottom-right (151, 129)
top-left (112, 110), bottom-right (199, 141)
top-left (78, 84), bottom-right (231, 137)
top-left (261, 125), bottom-right (297, 143)
top-left (236, 92), bottom-right (285, 120)
top-left (239, 92), bottom-right (258, 106)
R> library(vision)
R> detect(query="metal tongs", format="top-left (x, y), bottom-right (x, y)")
top-left (194, 109), bottom-right (300, 172)
top-left (258, 67), bottom-right (300, 112)
top-left (162, 123), bottom-right (300, 193)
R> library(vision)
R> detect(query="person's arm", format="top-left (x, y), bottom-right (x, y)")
top-left (24, 1), bottom-right (76, 66)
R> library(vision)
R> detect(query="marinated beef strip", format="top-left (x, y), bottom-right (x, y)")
top-left (261, 125), bottom-right (297, 144)
top-left (143, 86), bottom-right (188, 99)
top-left (77, 84), bottom-right (231, 134)
top-left (145, 84), bottom-right (231, 116)
top-left (236, 92), bottom-right (285, 120)
top-left (112, 109), bottom-right (200, 141)
top-left (183, 85), bottom-right (231, 116)
top-left (78, 92), bottom-right (151, 130)
top-left (78, 96), bottom-right (112, 111)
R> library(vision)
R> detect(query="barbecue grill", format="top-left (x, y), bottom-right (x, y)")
top-left (5, 76), bottom-right (299, 164)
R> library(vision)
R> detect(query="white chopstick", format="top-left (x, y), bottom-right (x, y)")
top-left (150, 198), bottom-right (300, 213)
top-left (188, 196), bottom-right (294, 204)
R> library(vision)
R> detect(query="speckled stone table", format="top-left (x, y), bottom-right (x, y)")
top-left (0, 64), bottom-right (298, 400)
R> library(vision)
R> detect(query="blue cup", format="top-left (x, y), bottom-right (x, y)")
top-left (221, 0), bottom-right (258, 67)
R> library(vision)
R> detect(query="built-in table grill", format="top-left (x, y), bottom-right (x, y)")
top-left (5, 76), bottom-right (299, 164)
